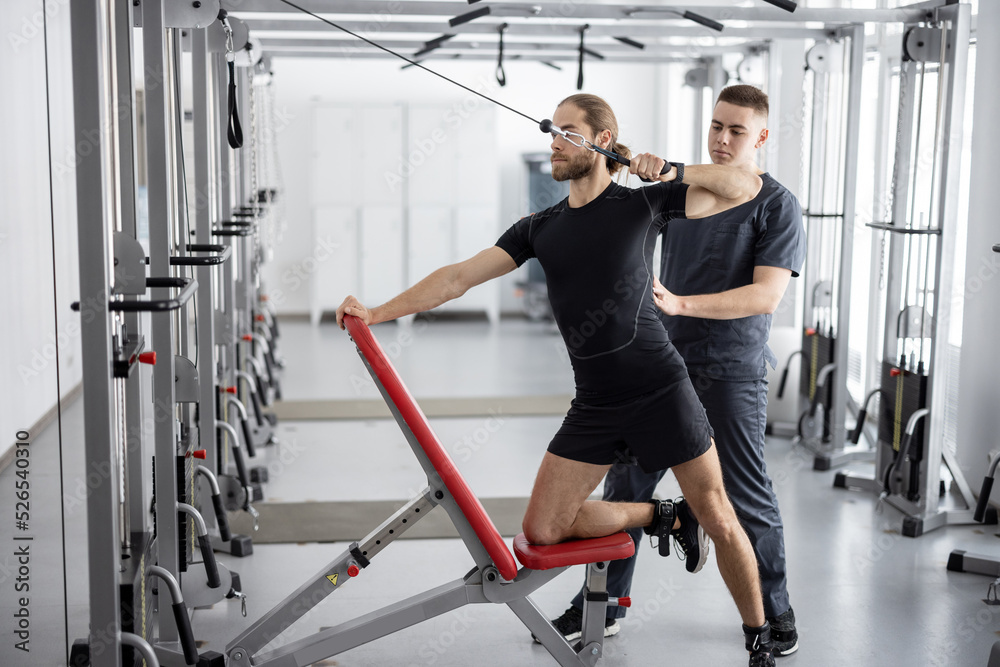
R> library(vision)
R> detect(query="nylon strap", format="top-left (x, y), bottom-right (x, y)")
top-left (809, 334), bottom-right (819, 402)
top-left (495, 24), bottom-right (507, 87)
top-left (893, 371), bottom-right (904, 452)
top-left (228, 60), bottom-right (243, 149)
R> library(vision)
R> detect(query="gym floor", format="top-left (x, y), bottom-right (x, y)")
top-left (2, 318), bottom-right (998, 666)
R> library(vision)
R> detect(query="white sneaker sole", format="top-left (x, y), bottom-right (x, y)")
top-left (689, 526), bottom-right (710, 574)
top-left (773, 639), bottom-right (798, 657)
top-left (532, 621), bottom-right (620, 644)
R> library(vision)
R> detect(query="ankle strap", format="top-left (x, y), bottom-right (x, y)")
top-left (743, 622), bottom-right (772, 652)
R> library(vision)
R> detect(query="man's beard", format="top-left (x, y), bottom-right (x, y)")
top-left (551, 153), bottom-right (597, 182)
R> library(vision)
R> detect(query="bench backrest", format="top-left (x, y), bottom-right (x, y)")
top-left (344, 316), bottom-right (519, 581)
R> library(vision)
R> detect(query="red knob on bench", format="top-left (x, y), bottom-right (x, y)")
top-left (138, 352), bottom-right (157, 365)
top-left (242, 334), bottom-right (254, 342)
top-left (189, 450), bottom-right (207, 459)
top-left (805, 327), bottom-right (817, 336)
top-left (347, 564), bottom-right (360, 577)
top-left (614, 596), bottom-right (631, 608)
top-left (221, 386), bottom-right (237, 394)
top-left (890, 368), bottom-right (902, 377)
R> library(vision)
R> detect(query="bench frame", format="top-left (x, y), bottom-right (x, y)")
top-left (225, 316), bottom-right (633, 667)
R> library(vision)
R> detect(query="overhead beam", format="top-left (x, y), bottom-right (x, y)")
top-left (258, 48), bottom-right (707, 64)
top-left (223, 1), bottom-right (932, 24)
top-left (241, 19), bottom-right (834, 41)
top-left (258, 36), bottom-right (765, 57)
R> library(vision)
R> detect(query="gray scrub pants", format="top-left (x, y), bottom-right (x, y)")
top-left (570, 376), bottom-right (791, 619)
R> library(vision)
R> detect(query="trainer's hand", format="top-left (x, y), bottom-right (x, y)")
top-left (629, 152), bottom-right (674, 183)
top-left (336, 295), bottom-right (372, 330)
top-left (652, 276), bottom-right (682, 316)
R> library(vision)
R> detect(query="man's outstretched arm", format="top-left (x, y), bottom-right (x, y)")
top-left (336, 246), bottom-right (517, 328)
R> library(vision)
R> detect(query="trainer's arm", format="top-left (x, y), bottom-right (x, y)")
top-left (652, 266), bottom-right (792, 319)
top-left (627, 155), bottom-right (761, 219)
top-left (682, 164), bottom-right (762, 219)
top-left (336, 246), bottom-right (517, 329)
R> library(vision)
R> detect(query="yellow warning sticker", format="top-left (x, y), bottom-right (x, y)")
top-left (327, 574), bottom-right (339, 586)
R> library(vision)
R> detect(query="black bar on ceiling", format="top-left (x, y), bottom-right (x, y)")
top-left (450, 6), bottom-right (491, 27)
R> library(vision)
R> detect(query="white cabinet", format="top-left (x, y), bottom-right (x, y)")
top-left (310, 103), bottom-right (499, 324)
top-left (311, 206), bottom-right (356, 326)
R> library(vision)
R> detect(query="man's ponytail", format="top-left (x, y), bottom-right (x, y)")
top-left (607, 141), bottom-right (630, 176)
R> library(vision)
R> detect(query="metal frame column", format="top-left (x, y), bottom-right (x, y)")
top-left (915, 1), bottom-right (973, 533)
top-left (71, 2), bottom-right (123, 664)
top-left (817, 23), bottom-right (866, 469)
top-left (142, 0), bottom-right (183, 649)
top-left (192, 22), bottom-right (219, 499)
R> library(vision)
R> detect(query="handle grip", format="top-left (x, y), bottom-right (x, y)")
top-left (253, 367), bottom-right (271, 406)
top-left (849, 409), bottom-right (868, 445)
top-left (250, 384), bottom-right (266, 427)
top-left (197, 534), bottom-right (222, 589)
top-left (231, 439), bottom-right (251, 489)
top-left (211, 492), bottom-right (232, 542)
top-left (637, 162), bottom-right (672, 183)
top-left (171, 244), bottom-right (232, 266)
top-left (777, 367), bottom-right (790, 399)
top-left (975, 476), bottom-right (994, 523)
top-left (171, 601), bottom-right (199, 665)
top-left (240, 416), bottom-right (257, 458)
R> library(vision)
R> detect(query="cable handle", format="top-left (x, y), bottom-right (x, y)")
top-left (777, 367), bottom-right (791, 399)
top-left (539, 119), bottom-right (671, 182)
top-left (147, 566), bottom-right (198, 665)
top-left (848, 409), bottom-right (868, 445)
top-left (975, 477), bottom-right (994, 524)
top-left (975, 453), bottom-right (1000, 522)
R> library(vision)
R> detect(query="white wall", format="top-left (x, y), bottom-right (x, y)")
top-left (0, 0), bottom-right (82, 448)
top-left (261, 56), bottom-right (669, 316)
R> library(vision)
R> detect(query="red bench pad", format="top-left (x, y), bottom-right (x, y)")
top-left (513, 532), bottom-right (635, 571)
top-left (345, 316), bottom-right (520, 581)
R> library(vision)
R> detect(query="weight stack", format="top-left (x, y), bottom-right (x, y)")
top-left (800, 329), bottom-right (836, 439)
top-left (121, 532), bottom-right (156, 666)
top-left (877, 360), bottom-right (929, 500)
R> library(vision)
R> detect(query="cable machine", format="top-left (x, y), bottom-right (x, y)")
top-left (771, 24), bottom-right (866, 472)
top-left (68, 0), bottom-right (283, 664)
top-left (833, 2), bottom-right (988, 538)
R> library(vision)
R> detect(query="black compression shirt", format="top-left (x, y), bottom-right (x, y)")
top-left (496, 180), bottom-right (691, 404)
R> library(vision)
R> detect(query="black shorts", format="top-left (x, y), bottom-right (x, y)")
top-left (547, 381), bottom-right (713, 473)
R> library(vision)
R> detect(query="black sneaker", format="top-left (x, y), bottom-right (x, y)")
top-left (745, 622), bottom-right (776, 667)
top-left (531, 606), bottom-right (620, 644)
top-left (642, 498), bottom-right (677, 557)
top-left (767, 607), bottom-right (798, 657)
top-left (671, 498), bottom-right (710, 573)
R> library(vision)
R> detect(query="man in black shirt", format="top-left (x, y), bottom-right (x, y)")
top-left (337, 93), bottom-right (777, 666)
top-left (559, 85), bottom-right (805, 657)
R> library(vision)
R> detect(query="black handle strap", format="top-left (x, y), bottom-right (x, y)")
top-left (211, 492), bottom-right (232, 542)
top-left (496, 24), bottom-right (507, 87)
top-left (171, 601), bottom-right (199, 665)
top-left (576, 26), bottom-right (587, 90)
top-left (197, 534), bottom-right (223, 589)
top-left (976, 477), bottom-right (994, 523)
top-left (227, 60), bottom-right (243, 149)
top-left (239, 414), bottom-right (257, 458)
top-left (231, 434), bottom-right (251, 489)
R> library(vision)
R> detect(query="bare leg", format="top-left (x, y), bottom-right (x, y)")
top-left (521, 452), bottom-right (656, 545)
top-left (672, 443), bottom-right (765, 627)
